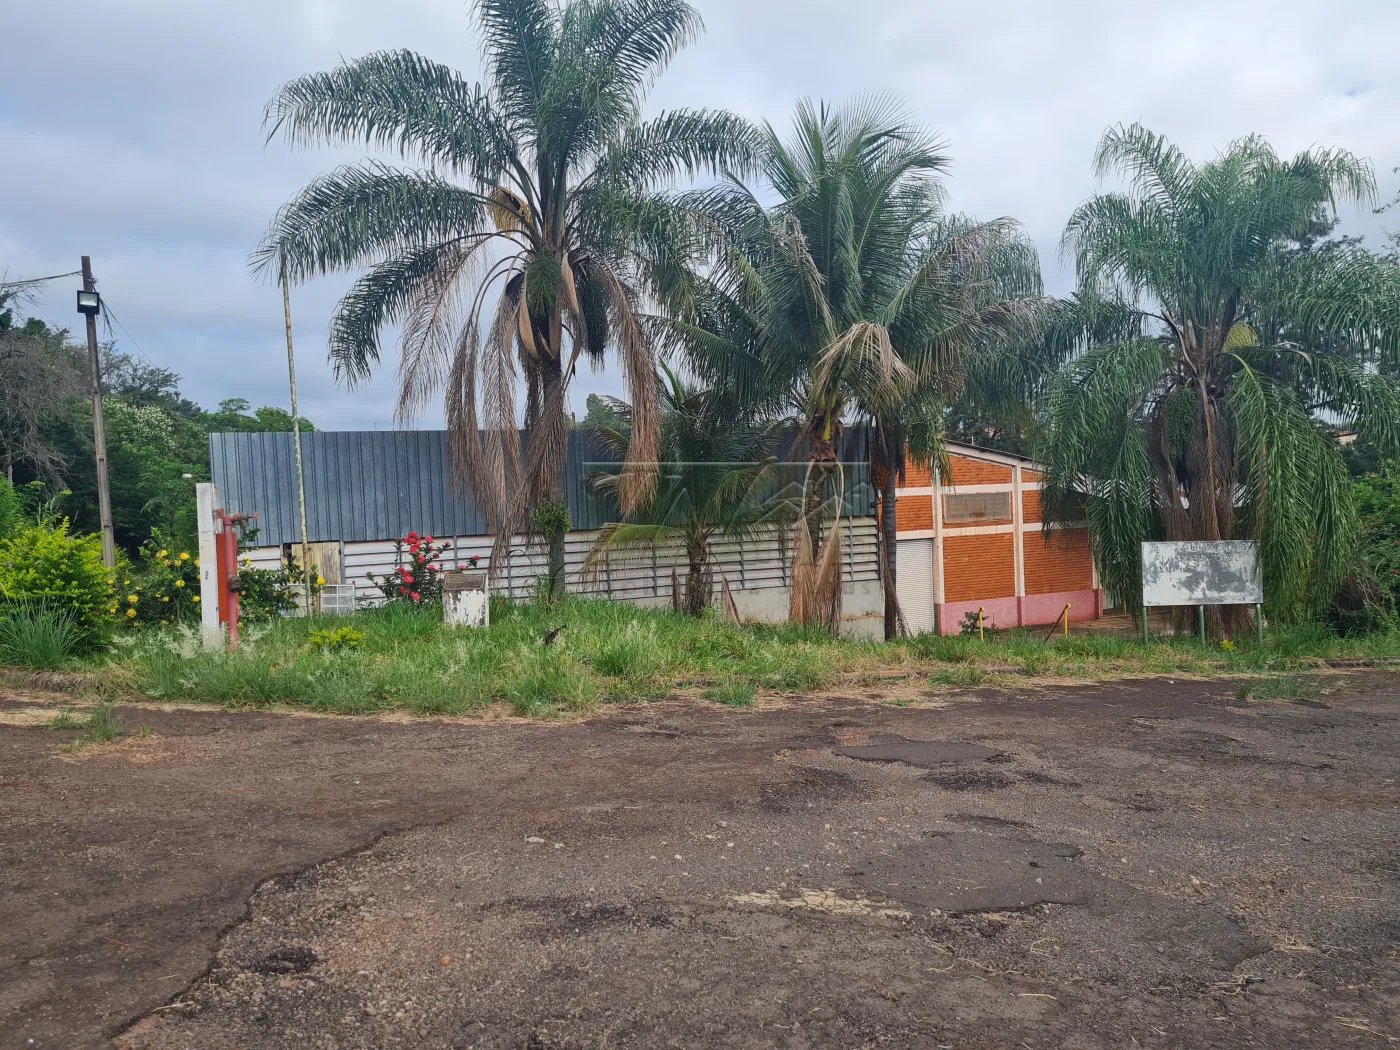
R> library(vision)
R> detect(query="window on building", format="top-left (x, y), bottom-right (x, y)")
top-left (943, 492), bottom-right (1010, 523)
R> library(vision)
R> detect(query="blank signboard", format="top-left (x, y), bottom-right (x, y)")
top-left (1141, 541), bottom-right (1262, 607)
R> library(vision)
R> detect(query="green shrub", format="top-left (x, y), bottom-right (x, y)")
top-left (0, 599), bottom-right (80, 668)
top-left (120, 537), bottom-right (201, 630)
top-left (0, 477), bottom-right (21, 538)
top-left (0, 522), bottom-right (116, 650)
top-left (307, 625), bottom-right (365, 652)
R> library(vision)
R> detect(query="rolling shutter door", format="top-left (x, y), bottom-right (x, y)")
top-left (896, 538), bottom-right (935, 635)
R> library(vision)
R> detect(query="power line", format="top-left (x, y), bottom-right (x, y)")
top-left (0, 269), bottom-right (83, 290)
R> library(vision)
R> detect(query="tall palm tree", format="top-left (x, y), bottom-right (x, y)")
top-left (1043, 124), bottom-right (1400, 634)
top-left (664, 98), bottom-right (1046, 635)
top-left (253, 0), bottom-right (758, 594)
top-left (582, 367), bottom-right (795, 615)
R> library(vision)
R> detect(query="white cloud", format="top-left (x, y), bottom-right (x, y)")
top-left (3, 0), bottom-right (1395, 427)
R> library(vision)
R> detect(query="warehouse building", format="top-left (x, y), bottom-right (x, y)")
top-left (893, 444), bottom-right (1103, 635)
top-left (208, 430), bottom-right (1103, 638)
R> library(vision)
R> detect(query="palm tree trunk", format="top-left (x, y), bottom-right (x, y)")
top-left (877, 420), bottom-right (900, 640)
top-left (685, 544), bottom-right (709, 616)
top-left (541, 355), bottom-right (567, 598)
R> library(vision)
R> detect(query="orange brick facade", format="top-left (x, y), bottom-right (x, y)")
top-left (1023, 528), bottom-right (1094, 594)
top-left (894, 495), bottom-right (933, 532)
top-left (945, 456), bottom-right (1013, 486)
top-left (942, 535), bottom-right (1016, 601)
top-left (893, 445), bottom-right (1100, 633)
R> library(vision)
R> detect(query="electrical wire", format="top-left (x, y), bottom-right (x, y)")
top-left (0, 269), bottom-right (83, 290)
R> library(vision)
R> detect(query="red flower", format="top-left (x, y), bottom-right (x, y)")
top-left (424, 535), bottom-right (434, 544)
top-left (410, 591), bottom-right (421, 602)
top-left (399, 585), bottom-right (408, 595)
top-left (406, 531), bottom-right (418, 541)
top-left (428, 564), bottom-right (438, 572)
top-left (402, 571), bottom-right (414, 583)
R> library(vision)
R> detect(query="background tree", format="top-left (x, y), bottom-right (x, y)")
top-left (0, 311), bottom-right (85, 485)
top-left (255, 0), bottom-right (759, 596)
top-left (1043, 125), bottom-right (1400, 634)
top-left (666, 98), bottom-right (1045, 635)
top-left (582, 367), bottom-right (794, 615)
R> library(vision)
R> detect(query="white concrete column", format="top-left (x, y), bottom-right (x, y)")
top-left (195, 483), bottom-right (223, 648)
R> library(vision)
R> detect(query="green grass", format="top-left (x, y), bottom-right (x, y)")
top-left (702, 681), bottom-right (756, 707)
top-left (25, 594), bottom-right (1400, 719)
top-left (0, 600), bottom-right (80, 669)
top-left (48, 700), bottom-right (135, 752)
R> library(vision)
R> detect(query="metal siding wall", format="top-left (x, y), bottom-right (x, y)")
top-left (210, 429), bottom-right (877, 547)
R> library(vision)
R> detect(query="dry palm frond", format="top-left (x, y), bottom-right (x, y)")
top-left (789, 461), bottom-right (845, 634)
top-left (598, 263), bottom-right (660, 512)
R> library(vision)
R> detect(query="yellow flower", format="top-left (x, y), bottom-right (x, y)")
top-left (163, 559), bottom-right (172, 567)
top-left (194, 558), bottom-right (200, 567)
top-left (193, 595), bottom-right (201, 603)
top-left (315, 576), bottom-right (325, 586)
top-left (175, 579), bottom-right (185, 588)
top-left (124, 579), bottom-right (132, 586)
top-left (161, 596), bottom-right (169, 602)
top-left (135, 585), bottom-right (143, 591)
top-left (158, 549), bottom-right (168, 557)
top-left (125, 608), bottom-right (137, 618)
top-left (106, 578), bottom-right (115, 587)
top-left (160, 619), bottom-right (168, 625)
top-left (128, 594), bottom-right (139, 603)
top-left (180, 552), bottom-right (190, 561)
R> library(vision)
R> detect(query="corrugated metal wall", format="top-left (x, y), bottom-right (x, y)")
top-left (210, 428), bottom-right (874, 547)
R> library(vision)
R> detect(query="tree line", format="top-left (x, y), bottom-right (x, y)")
top-left (0, 297), bottom-right (313, 553)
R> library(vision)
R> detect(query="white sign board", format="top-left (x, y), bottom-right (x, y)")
top-left (1141, 541), bottom-right (1262, 607)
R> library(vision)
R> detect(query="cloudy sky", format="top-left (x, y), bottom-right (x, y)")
top-left (2, 0), bottom-right (1396, 430)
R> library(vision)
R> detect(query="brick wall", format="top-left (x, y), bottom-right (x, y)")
top-left (902, 459), bottom-right (933, 487)
top-left (895, 494), bottom-right (933, 532)
top-left (945, 456), bottom-right (1013, 486)
top-left (1023, 527), bottom-right (1094, 594)
top-left (942, 534), bottom-right (1015, 601)
top-left (1021, 489), bottom-right (1042, 524)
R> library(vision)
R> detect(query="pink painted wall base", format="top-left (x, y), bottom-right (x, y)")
top-left (936, 589), bottom-right (1101, 636)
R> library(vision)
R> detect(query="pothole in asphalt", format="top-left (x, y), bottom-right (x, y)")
top-left (922, 770), bottom-right (1013, 791)
top-left (833, 736), bottom-right (1003, 768)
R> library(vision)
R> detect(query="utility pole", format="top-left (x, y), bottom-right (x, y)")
top-left (80, 257), bottom-right (116, 568)
top-left (280, 260), bottom-right (312, 613)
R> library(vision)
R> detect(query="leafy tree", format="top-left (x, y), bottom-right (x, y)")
top-left (255, 0), bottom-right (758, 596)
top-left (1042, 125), bottom-right (1400, 634)
top-left (666, 98), bottom-right (1045, 634)
top-left (583, 367), bottom-right (795, 615)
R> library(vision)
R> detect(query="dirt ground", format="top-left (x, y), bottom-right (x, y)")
top-left (3, 672), bottom-right (1398, 1050)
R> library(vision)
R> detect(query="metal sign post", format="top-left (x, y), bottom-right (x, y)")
top-left (1140, 541), bottom-right (1264, 645)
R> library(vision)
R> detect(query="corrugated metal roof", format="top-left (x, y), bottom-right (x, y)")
top-left (210, 428), bottom-right (873, 547)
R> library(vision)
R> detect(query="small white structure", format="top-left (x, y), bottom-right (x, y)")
top-left (443, 571), bottom-right (490, 628)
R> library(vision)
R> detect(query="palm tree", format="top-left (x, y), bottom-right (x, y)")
top-left (253, 0), bottom-right (758, 595)
top-left (1043, 124), bottom-right (1400, 634)
top-left (582, 367), bottom-right (795, 615)
top-left (664, 98), bottom-right (1046, 635)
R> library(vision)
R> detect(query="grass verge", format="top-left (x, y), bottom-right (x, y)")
top-left (19, 596), bottom-right (1400, 719)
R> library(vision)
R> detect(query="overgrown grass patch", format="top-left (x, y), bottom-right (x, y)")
top-left (25, 594), bottom-right (1400, 719)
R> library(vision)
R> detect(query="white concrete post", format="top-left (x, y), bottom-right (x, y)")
top-left (196, 483), bottom-right (223, 648)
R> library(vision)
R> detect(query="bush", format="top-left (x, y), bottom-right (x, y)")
top-left (366, 531), bottom-right (460, 607)
top-left (1334, 469), bottom-right (1400, 634)
top-left (0, 599), bottom-right (80, 668)
top-left (0, 477), bottom-right (21, 538)
top-left (119, 537), bottom-right (200, 631)
top-left (0, 521), bottom-right (116, 650)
